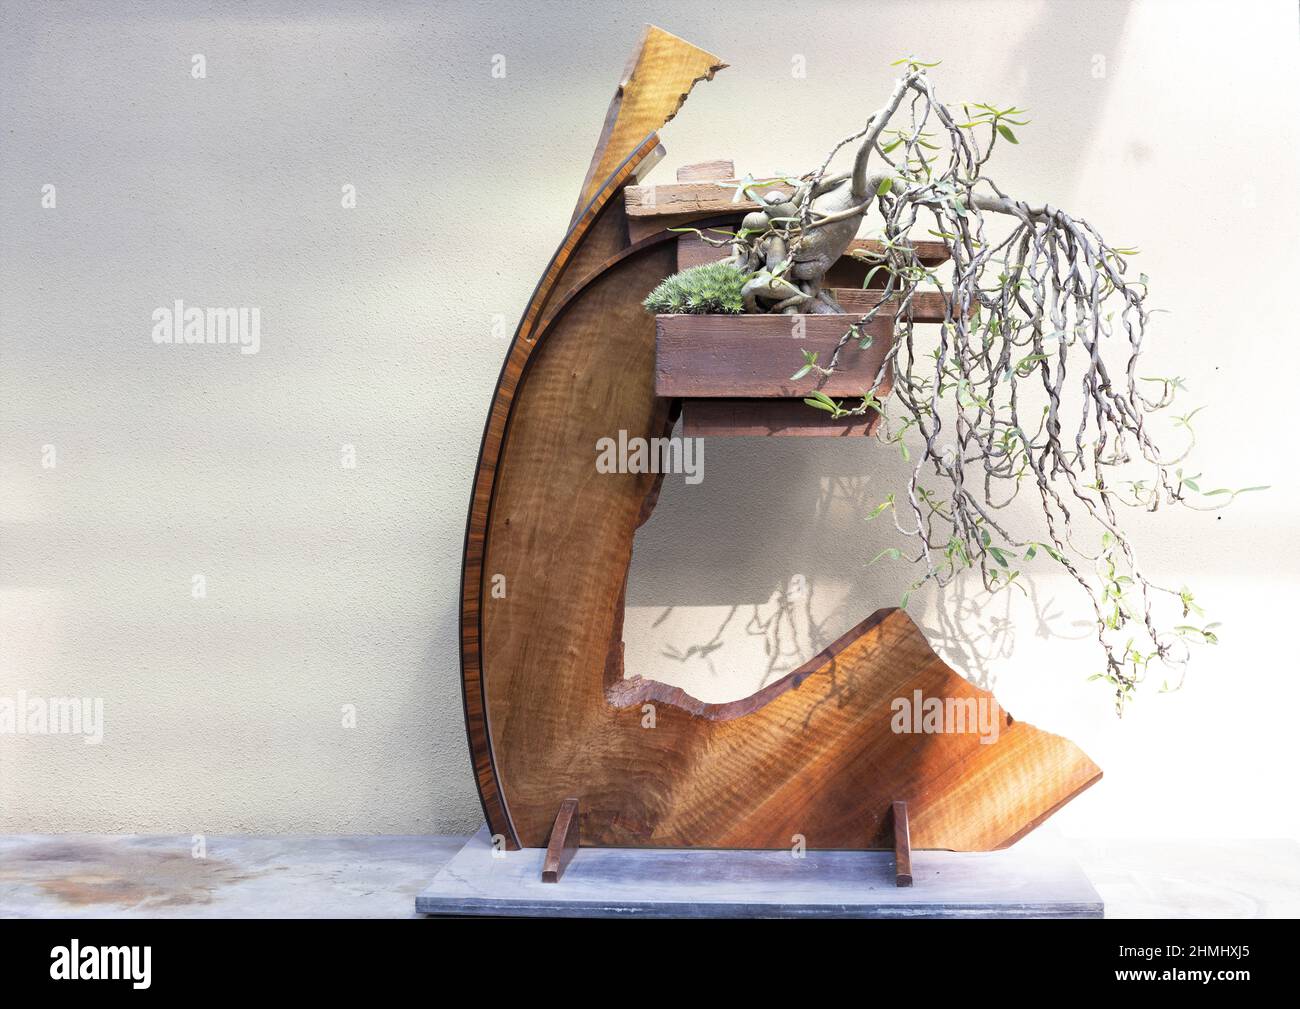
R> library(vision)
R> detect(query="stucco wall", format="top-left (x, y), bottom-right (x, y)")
top-left (2, 0), bottom-right (1297, 839)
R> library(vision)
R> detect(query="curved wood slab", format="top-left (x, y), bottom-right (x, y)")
top-left (571, 25), bottom-right (727, 223)
top-left (461, 27), bottom-right (1101, 851)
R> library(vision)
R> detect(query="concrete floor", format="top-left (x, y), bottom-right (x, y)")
top-left (1, 832), bottom-right (1297, 918)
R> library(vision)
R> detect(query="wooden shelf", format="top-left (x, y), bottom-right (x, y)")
top-left (655, 313), bottom-right (893, 437)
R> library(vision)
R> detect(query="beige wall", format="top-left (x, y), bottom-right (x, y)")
top-left (2, 0), bottom-right (1298, 839)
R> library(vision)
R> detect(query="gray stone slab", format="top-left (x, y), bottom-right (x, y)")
top-left (415, 826), bottom-right (1104, 918)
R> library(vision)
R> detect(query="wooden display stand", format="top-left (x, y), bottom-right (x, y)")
top-left (422, 25), bottom-right (1104, 917)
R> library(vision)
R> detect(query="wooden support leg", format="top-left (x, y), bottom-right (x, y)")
top-left (892, 800), bottom-right (913, 888)
top-left (541, 798), bottom-right (581, 883)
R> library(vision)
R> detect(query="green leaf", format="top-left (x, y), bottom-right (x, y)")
top-left (1014, 352), bottom-right (1049, 375)
top-left (803, 396), bottom-right (836, 413)
top-left (876, 176), bottom-right (893, 196)
top-left (866, 497), bottom-right (893, 521)
top-left (870, 547), bottom-right (903, 565)
top-left (791, 348), bottom-right (819, 380)
top-left (997, 123), bottom-right (1019, 144)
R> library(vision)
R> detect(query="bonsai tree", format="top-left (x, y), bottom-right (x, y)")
top-left (646, 58), bottom-right (1262, 712)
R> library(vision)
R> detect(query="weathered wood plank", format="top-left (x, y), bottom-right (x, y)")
top-left (676, 159), bottom-right (734, 181)
top-left (836, 288), bottom-right (973, 322)
top-left (626, 178), bottom-right (791, 216)
top-left (675, 230), bottom-right (951, 272)
top-left (655, 313), bottom-right (894, 398)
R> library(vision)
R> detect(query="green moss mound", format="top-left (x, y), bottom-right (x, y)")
top-left (643, 260), bottom-right (748, 315)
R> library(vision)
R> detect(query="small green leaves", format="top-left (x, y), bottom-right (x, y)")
top-left (866, 494), bottom-right (896, 521)
top-left (1014, 352), bottom-right (1049, 376)
top-left (859, 264), bottom-right (890, 290)
top-left (803, 390), bottom-right (849, 418)
top-left (1023, 541), bottom-right (1064, 563)
top-left (876, 176), bottom-right (894, 196)
top-left (643, 261), bottom-right (748, 315)
top-left (790, 349), bottom-right (819, 381)
top-left (870, 547), bottom-right (903, 565)
top-left (996, 123), bottom-right (1019, 144)
top-left (891, 55), bottom-right (942, 68)
top-left (1176, 623), bottom-right (1221, 646)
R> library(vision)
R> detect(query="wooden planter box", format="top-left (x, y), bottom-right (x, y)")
top-left (636, 160), bottom-right (958, 437)
top-left (654, 313), bottom-right (895, 437)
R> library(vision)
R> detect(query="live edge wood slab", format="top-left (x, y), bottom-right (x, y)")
top-left (460, 24), bottom-right (1102, 855)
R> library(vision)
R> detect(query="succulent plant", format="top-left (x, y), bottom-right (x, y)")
top-left (643, 260), bottom-right (747, 315)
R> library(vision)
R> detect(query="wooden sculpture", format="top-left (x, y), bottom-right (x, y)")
top-left (460, 25), bottom-right (1101, 853)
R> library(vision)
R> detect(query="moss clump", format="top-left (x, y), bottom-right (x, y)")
top-left (643, 260), bottom-right (748, 315)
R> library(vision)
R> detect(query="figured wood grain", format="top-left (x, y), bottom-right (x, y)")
top-left (571, 26), bottom-right (726, 224)
top-left (460, 134), bottom-right (668, 850)
top-left (655, 313), bottom-right (895, 398)
top-left (462, 26), bottom-right (729, 850)
top-left (465, 27), bottom-right (1102, 854)
top-left (480, 245), bottom-right (1102, 848)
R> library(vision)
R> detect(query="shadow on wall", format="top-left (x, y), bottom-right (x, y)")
top-left (619, 0), bottom-right (1135, 704)
top-left (623, 426), bottom-right (1096, 699)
